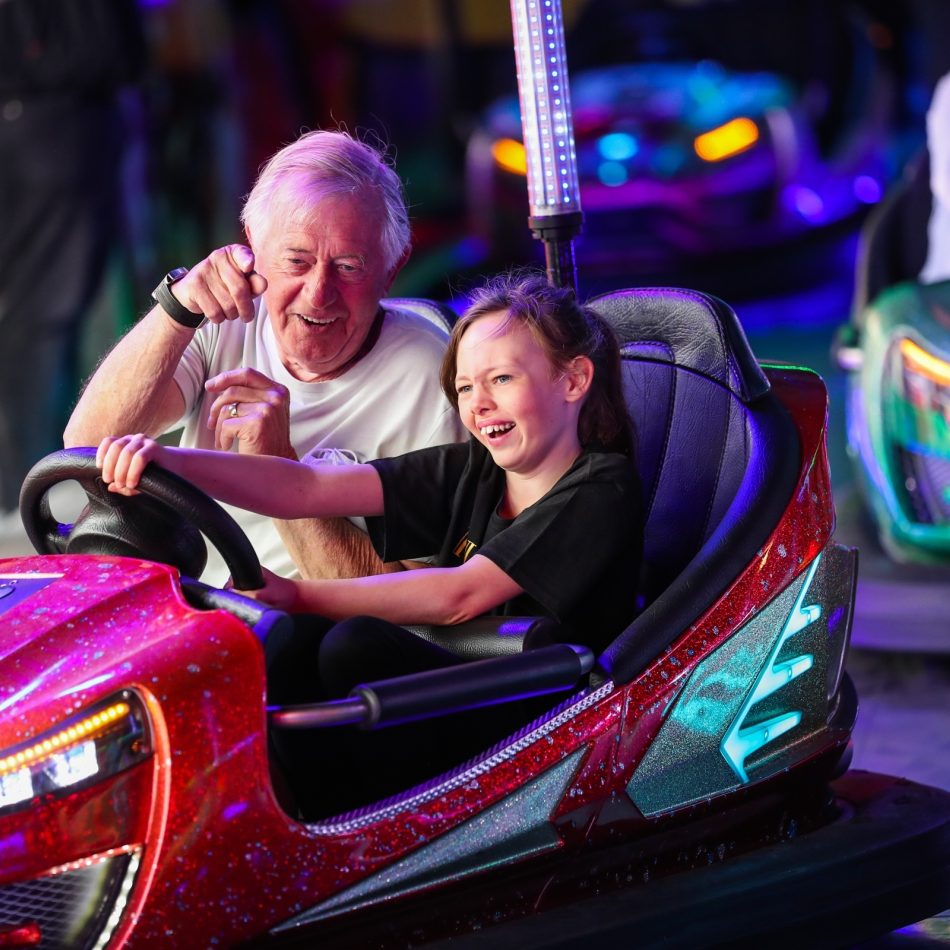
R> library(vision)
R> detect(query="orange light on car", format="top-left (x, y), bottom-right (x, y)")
top-left (900, 338), bottom-right (950, 386)
top-left (0, 921), bottom-right (42, 947)
top-left (694, 117), bottom-right (759, 162)
top-left (0, 701), bottom-right (130, 776)
top-left (492, 137), bottom-right (528, 176)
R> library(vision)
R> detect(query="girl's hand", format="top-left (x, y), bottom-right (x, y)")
top-left (228, 567), bottom-right (299, 611)
top-left (96, 434), bottom-right (166, 495)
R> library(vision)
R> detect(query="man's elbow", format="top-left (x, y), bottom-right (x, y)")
top-left (62, 415), bottom-right (92, 449)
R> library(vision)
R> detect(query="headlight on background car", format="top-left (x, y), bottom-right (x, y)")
top-left (886, 336), bottom-right (950, 525)
top-left (0, 691), bottom-right (152, 816)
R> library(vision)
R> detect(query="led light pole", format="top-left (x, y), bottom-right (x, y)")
top-left (509, 0), bottom-right (583, 291)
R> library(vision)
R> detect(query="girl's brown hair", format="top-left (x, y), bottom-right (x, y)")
top-left (440, 272), bottom-right (634, 456)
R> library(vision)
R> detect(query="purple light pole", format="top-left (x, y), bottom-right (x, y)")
top-left (509, 0), bottom-right (583, 291)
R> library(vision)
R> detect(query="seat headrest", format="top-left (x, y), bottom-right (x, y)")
top-left (587, 288), bottom-right (770, 403)
top-left (383, 296), bottom-right (457, 333)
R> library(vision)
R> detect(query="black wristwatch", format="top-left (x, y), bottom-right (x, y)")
top-left (152, 267), bottom-right (206, 329)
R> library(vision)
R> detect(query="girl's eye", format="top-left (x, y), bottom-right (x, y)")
top-left (456, 384), bottom-right (472, 396)
top-left (493, 374), bottom-right (512, 385)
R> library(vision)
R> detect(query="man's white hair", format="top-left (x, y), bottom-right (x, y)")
top-left (240, 129), bottom-right (410, 271)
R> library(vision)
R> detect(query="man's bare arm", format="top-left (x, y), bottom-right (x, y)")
top-left (64, 305), bottom-right (192, 446)
top-left (275, 516), bottom-right (407, 579)
top-left (65, 245), bottom-right (265, 448)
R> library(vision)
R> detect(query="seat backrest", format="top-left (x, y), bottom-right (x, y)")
top-left (383, 296), bottom-right (457, 333)
top-left (587, 288), bottom-right (801, 684)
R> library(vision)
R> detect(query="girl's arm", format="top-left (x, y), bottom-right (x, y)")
top-left (96, 434), bottom-right (384, 520)
top-left (245, 554), bottom-right (524, 626)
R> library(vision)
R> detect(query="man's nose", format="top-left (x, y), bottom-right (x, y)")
top-left (307, 266), bottom-right (338, 308)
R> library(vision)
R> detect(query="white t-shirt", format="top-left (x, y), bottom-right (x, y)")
top-left (171, 301), bottom-right (465, 585)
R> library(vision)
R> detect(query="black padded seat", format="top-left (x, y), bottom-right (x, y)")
top-left (379, 289), bottom-right (800, 689)
top-left (587, 288), bottom-right (801, 685)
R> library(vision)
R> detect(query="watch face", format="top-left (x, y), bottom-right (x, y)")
top-left (168, 267), bottom-right (190, 283)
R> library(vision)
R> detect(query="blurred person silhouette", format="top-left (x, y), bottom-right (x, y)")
top-left (850, 69), bottom-right (950, 318)
top-left (920, 71), bottom-right (950, 284)
top-left (0, 0), bottom-right (145, 529)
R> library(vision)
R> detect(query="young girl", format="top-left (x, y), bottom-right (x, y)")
top-left (98, 273), bottom-right (642, 809)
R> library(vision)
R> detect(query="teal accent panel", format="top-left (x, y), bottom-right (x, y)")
top-left (627, 555), bottom-right (828, 817)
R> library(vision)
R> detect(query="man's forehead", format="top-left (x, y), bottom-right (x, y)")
top-left (267, 187), bottom-right (385, 248)
top-left (273, 218), bottom-right (381, 258)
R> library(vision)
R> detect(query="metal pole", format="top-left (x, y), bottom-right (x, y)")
top-left (509, 0), bottom-right (584, 291)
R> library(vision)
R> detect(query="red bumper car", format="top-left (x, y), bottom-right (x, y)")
top-left (2, 289), bottom-right (948, 949)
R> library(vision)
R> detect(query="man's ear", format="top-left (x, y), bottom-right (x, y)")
top-left (384, 245), bottom-right (412, 293)
top-left (563, 355), bottom-right (594, 402)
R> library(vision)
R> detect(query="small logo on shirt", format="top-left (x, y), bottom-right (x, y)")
top-left (453, 534), bottom-right (478, 562)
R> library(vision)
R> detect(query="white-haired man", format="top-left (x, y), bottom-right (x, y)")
top-left (65, 130), bottom-right (464, 584)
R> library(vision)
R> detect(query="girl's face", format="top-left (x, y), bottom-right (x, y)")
top-left (453, 310), bottom-right (589, 481)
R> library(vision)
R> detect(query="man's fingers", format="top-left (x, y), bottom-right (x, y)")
top-left (247, 272), bottom-right (268, 297)
top-left (230, 244), bottom-right (255, 274)
top-left (204, 372), bottom-right (289, 432)
top-left (170, 245), bottom-right (262, 325)
top-left (205, 366), bottom-right (277, 392)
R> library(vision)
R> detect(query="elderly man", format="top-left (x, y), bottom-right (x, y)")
top-left (65, 130), bottom-right (463, 585)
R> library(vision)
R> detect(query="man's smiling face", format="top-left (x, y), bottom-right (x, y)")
top-left (251, 189), bottom-right (399, 382)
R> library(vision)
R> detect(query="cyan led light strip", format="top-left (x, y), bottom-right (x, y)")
top-left (720, 554), bottom-right (821, 782)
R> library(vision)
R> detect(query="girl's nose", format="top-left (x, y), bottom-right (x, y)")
top-left (471, 383), bottom-right (495, 413)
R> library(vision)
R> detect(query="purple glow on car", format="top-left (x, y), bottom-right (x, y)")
top-left (785, 184), bottom-right (825, 221)
top-left (853, 175), bottom-right (883, 204)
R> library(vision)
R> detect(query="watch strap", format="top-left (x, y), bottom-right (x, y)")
top-left (152, 268), bottom-right (205, 329)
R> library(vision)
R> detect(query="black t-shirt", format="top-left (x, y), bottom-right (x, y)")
top-left (367, 441), bottom-right (642, 652)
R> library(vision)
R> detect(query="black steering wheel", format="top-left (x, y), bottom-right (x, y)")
top-left (19, 448), bottom-right (264, 590)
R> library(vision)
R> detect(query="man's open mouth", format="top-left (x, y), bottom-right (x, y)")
top-left (297, 313), bottom-right (337, 327)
